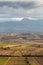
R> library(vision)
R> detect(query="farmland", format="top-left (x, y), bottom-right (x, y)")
top-left (0, 33), bottom-right (43, 65)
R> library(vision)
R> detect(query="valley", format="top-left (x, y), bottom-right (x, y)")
top-left (0, 33), bottom-right (43, 65)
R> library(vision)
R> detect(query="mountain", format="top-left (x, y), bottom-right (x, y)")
top-left (0, 18), bottom-right (43, 33)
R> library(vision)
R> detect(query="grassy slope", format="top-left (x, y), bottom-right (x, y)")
top-left (0, 57), bottom-right (8, 65)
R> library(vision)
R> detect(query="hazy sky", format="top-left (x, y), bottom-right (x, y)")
top-left (0, 0), bottom-right (43, 21)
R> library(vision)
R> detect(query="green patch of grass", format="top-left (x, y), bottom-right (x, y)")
top-left (30, 61), bottom-right (36, 65)
top-left (0, 57), bottom-right (8, 65)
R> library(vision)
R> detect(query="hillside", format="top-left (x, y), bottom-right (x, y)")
top-left (0, 18), bottom-right (43, 33)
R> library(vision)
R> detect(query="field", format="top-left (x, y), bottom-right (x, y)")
top-left (0, 33), bottom-right (43, 65)
top-left (0, 57), bottom-right (8, 65)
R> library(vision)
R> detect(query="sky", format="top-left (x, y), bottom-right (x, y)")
top-left (0, 0), bottom-right (43, 21)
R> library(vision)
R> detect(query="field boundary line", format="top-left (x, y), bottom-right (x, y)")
top-left (4, 57), bottom-right (11, 65)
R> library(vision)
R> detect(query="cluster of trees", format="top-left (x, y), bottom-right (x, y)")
top-left (0, 47), bottom-right (10, 50)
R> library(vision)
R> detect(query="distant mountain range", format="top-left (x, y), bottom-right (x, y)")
top-left (0, 18), bottom-right (43, 34)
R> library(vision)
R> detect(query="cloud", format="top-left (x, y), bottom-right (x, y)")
top-left (28, 17), bottom-right (38, 20)
top-left (11, 18), bottom-right (23, 21)
top-left (0, 1), bottom-right (42, 11)
top-left (0, 0), bottom-right (43, 19)
top-left (0, 17), bottom-right (23, 22)
top-left (0, 1), bottom-right (36, 10)
top-left (0, 17), bottom-right (38, 22)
